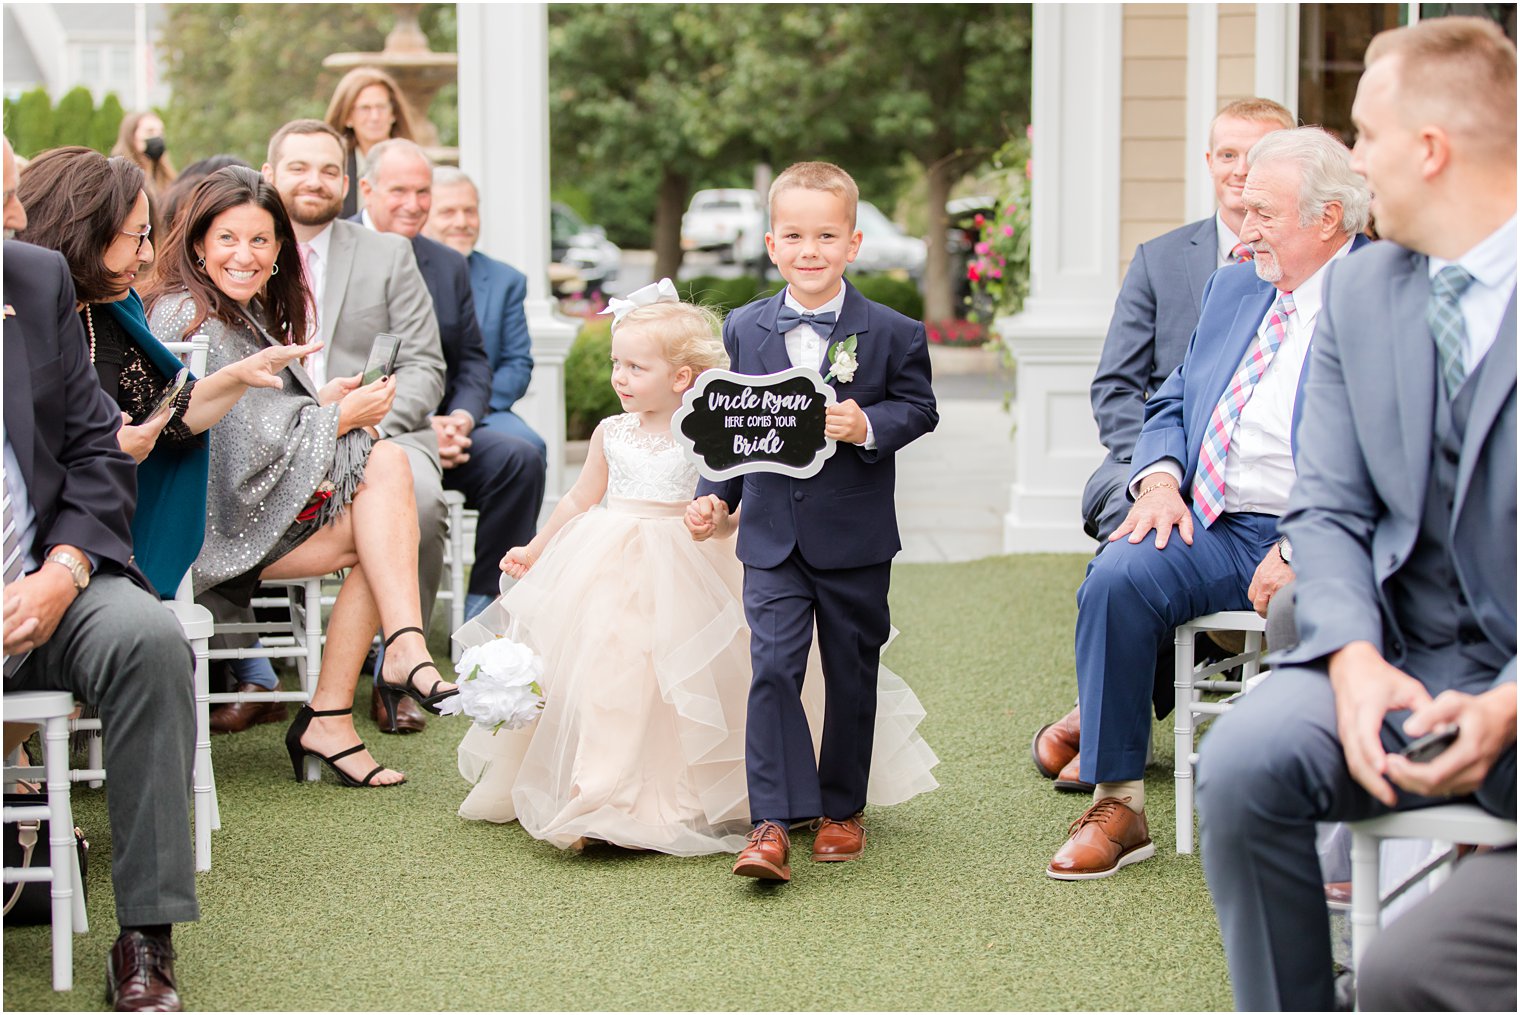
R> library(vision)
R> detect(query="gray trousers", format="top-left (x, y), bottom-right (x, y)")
top-left (6, 574), bottom-right (199, 926)
top-left (1197, 663), bottom-right (1515, 1011)
top-left (1358, 846), bottom-right (1517, 1011)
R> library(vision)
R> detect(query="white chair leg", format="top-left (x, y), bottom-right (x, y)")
top-left (1173, 624), bottom-right (1197, 854)
top-left (1350, 827), bottom-right (1381, 972)
top-left (190, 630), bottom-right (213, 872)
top-left (86, 729), bottom-right (103, 789)
top-left (43, 713), bottom-right (74, 990)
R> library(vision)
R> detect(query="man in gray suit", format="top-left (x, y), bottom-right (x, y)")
top-left (261, 119), bottom-right (447, 730)
top-left (1197, 17), bottom-right (1516, 1010)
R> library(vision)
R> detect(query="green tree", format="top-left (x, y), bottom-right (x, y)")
top-left (159, 3), bottom-right (456, 166)
top-left (10, 88), bottom-right (55, 158)
top-left (91, 93), bottom-right (126, 154)
top-left (51, 86), bottom-right (96, 149)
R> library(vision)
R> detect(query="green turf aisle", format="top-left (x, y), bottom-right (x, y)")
top-left (3, 554), bottom-right (1233, 1011)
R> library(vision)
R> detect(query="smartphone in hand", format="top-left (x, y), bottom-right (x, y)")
top-left (138, 367), bottom-right (191, 425)
top-left (361, 333), bottom-right (402, 386)
top-left (1399, 726), bottom-right (1460, 764)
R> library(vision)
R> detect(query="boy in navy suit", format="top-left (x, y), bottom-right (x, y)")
top-left (687, 162), bottom-right (937, 882)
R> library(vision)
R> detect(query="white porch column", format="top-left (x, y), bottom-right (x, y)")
top-left (456, 2), bottom-right (578, 500)
top-left (997, 3), bottom-right (1122, 553)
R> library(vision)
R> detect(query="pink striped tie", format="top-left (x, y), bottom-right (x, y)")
top-left (1231, 242), bottom-right (1255, 263)
top-left (1191, 291), bottom-right (1296, 527)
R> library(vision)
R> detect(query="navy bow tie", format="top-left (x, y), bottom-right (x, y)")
top-left (775, 306), bottom-right (837, 339)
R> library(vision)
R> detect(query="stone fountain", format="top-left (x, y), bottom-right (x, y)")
top-left (323, 2), bottom-right (458, 162)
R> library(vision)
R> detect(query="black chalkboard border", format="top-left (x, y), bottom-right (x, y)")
top-left (672, 366), bottom-right (839, 482)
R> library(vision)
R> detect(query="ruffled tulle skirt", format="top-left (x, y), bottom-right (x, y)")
top-left (455, 496), bottom-right (938, 856)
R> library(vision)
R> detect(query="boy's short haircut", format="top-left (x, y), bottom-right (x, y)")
top-left (1209, 98), bottom-right (1296, 147)
top-left (767, 161), bottom-right (859, 229)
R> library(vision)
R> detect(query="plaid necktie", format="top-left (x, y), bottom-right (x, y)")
top-left (3, 478), bottom-right (28, 678)
top-left (1230, 243), bottom-right (1255, 263)
top-left (1191, 291), bottom-right (1297, 527)
top-left (1427, 265), bottom-right (1474, 399)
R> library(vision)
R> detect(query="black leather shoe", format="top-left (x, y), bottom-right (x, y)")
top-left (106, 929), bottom-right (182, 1011)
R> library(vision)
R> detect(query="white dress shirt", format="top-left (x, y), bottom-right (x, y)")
top-left (300, 222), bottom-right (334, 385)
top-left (1428, 215), bottom-right (1517, 372)
top-left (1135, 237), bottom-right (1356, 515)
top-left (3, 432), bottom-right (39, 572)
top-left (1215, 212), bottom-right (1246, 269)
top-left (780, 283), bottom-right (875, 449)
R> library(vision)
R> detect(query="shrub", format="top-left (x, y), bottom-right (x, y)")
top-left (90, 93), bottom-right (125, 154)
top-left (850, 273), bottom-right (924, 321)
top-left (563, 317), bottom-right (621, 440)
top-left (8, 88), bottom-right (54, 158)
top-left (677, 275), bottom-right (774, 314)
top-left (52, 86), bottom-right (95, 150)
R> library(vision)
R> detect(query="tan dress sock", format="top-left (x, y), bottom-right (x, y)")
top-left (1093, 780), bottom-right (1145, 813)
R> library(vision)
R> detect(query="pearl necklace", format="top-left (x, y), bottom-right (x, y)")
top-left (84, 304), bottom-right (97, 363)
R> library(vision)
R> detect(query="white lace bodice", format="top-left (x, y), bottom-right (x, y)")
top-left (601, 413), bottom-right (700, 502)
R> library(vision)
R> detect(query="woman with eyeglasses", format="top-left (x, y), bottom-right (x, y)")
top-left (14, 146), bottom-right (313, 598)
top-left (323, 66), bottom-right (418, 218)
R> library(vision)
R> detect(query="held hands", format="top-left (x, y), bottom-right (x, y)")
top-left (2, 561), bottom-right (80, 656)
top-left (1111, 478), bottom-right (1194, 549)
top-left (1384, 685), bottom-right (1519, 800)
top-left (684, 494), bottom-right (732, 542)
top-left (116, 410), bottom-right (170, 463)
top-left (337, 375), bottom-right (396, 436)
top-left (227, 340), bottom-right (322, 390)
top-left (1329, 641), bottom-right (1436, 806)
top-left (824, 400), bottom-right (868, 445)
top-left (430, 412), bottom-right (474, 469)
top-left (1247, 546), bottom-right (1294, 617)
top-left (500, 546), bottom-right (536, 579)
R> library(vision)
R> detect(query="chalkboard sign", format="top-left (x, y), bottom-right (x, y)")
top-left (673, 367), bottom-right (838, 481)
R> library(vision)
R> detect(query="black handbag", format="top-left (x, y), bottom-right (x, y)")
top-left (2, 791), bottom-right (88, 926)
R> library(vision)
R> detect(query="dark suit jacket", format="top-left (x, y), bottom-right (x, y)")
top-left (696, 281), bottom-right (938, 570)
top-left (409, 234), bottom-right (492, 421)
top-left (2, 241), bottom-right (140, 581)
top-left (1277, 241), bottom-right (1517, 686)
top-left (467, 250), bottom-right (534, 414)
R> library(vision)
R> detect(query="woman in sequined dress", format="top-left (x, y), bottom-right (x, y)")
top-left (147, 167), bottom-right (458, 788)
top-left (15, 146), bottom-right (315, 598)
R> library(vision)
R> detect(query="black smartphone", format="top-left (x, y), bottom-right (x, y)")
top-left (138, 367), bottom-right (190, 425)
top-left (361, 333), bottom-right (402, 385)
top-left (1399, 726), bottom-right (1460, 764)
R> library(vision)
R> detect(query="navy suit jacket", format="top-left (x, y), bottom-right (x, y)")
top-left (409, 233), bottom-right (493, 422)
top-left (467, 250), bottom-right (534, 414)
top-left (2, 241), bottom-right (142, 585)
top-left (1093, 216), bottom-right (1219, 461)
top-left (1277, 241), bottom-right (1516, 687)
top-left (696, 281), bottom-right (938, 570)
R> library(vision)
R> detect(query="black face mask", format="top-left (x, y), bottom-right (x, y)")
top-left (143, 136), bottom-right (166, 161)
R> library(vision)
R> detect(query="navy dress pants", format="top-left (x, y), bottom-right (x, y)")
top-left (1075, 510), bottom-right (1280, 786)
top-left (442, 426), bottom-right (546, 598)
top-left (742, 550), bottom-right (891, 824)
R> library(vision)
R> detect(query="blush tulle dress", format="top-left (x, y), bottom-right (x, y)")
top-left (454, 412), bottom-right (939, 855)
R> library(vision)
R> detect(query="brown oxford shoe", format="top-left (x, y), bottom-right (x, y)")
top-left (1031, 705), bottom-right (1081, 779)
top-left (811, 814), bottom-right (866, 862)
top-left (106, 929), bottom-right (182, 1011)
top-left (1053, 754), bottom-right (1096, 794)
top-left (208, 681), bottom-right (289, 734)
top-left (372, 685), bottom-right (427, 734)
top-left (1046, 796), bottom-right (1155, 880)
top-left (732, 821), bottom-right (791, 881)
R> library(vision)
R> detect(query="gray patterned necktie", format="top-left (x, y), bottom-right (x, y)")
top-left (3, 478), bottom-right (27, 678)
top-left (1428, 265), bottom-right (1476, 398)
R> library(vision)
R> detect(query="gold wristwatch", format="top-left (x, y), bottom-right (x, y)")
top-left (44, 549), bottom-right (91, 590)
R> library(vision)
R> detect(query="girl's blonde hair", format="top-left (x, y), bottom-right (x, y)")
top-left (615, 301), bottom-right (728, 375)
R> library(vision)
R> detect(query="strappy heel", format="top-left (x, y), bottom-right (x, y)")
top-left (378, 626), bottom-right (459, 716)
top-left (284, 705), bottom-right (404, 788)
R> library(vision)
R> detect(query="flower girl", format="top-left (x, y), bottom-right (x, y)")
top-left (452, 280), bottom-right (938, 855)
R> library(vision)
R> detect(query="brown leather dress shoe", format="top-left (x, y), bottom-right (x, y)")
top-left (733, 821), bottom-right (790, 881)
top-left (1031, 705), bottom-right (1081, 779)
top-left (1046, 796), bottom-right (1155, 880)
top-left (372, 685), bottom-right (427, 734)
top-left (107, 929), bottom-right (182, 1011)
top-left (811, 814), bottom-right (866, 861)
top-left (209, 681), bottom-right (289, 734)
top-left (1053, 754), bottom-right (1096, 794)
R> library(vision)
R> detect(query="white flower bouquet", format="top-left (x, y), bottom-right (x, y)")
top-left (437, 636), bottom-right (546, 733)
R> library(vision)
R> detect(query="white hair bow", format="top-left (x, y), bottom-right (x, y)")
top-left (600, 277), bottom-right (680, 328)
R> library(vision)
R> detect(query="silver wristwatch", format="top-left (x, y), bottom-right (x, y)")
top-left (1277, 537), bottom-right (1293, 566)
top-left (45, 549), bottom-right (91, 590)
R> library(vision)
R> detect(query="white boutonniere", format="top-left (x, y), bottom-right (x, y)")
top-left (824, 335), bottom-right (859, 383)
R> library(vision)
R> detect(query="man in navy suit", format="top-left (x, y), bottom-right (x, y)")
top-left (2, 140), bottom-right (196, 1011)
top-left (423, 166), bottom-right (546, 464)
top-left (1044, 128), bottom-right (1371, 881)
top-left (688, 162), bottom-right (936, 884)
top-left (1199, 19), bottom-right (1516, 1009)
top-left (360, 141), bottom-right (547, 721)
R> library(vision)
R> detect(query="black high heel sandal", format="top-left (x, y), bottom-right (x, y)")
top-left (285, 705), bottom-right (404, 788)
top-left (377, 626), bottom-right (459, 716)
